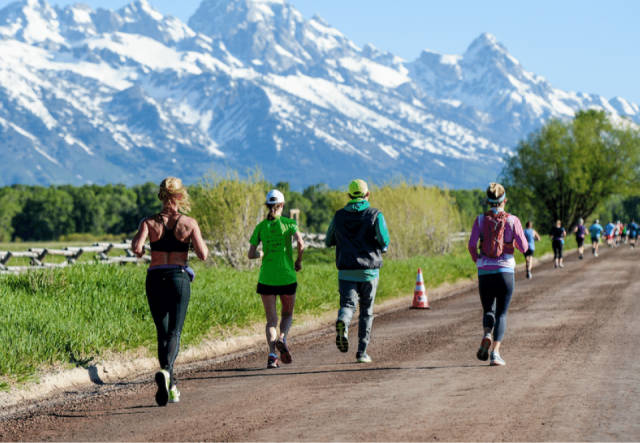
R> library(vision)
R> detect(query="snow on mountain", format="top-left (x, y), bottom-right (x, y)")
top-left (408, 32), bottom-right (640, 146)
top-left (0, 0), bottom-right (637, 189)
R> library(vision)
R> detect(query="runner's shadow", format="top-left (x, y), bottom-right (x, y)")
top-left (181, 363), bottom-right (484, 381)
top-left (50, 410), bottom-right (148, 419)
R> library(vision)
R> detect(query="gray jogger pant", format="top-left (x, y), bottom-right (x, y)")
top-left (337, 278), bottom-right (379, 354)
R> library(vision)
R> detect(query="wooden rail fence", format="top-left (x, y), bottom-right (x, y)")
top-left (0, 241), bottom-right (151, 275)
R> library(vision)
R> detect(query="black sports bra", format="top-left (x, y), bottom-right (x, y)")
top-left (149, 214), bottom-right (190, 253)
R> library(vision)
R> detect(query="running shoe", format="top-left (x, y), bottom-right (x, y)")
top-left (267, 353), bottom-right (280, 369)
top-left (275, 339), bottom-right (292, 364)
top-left (168, 386), bottom-right (180, 403)
top-left (476, 334), bottom-right (492, 361)
top-left (356, 352), bottom-right (372, 363)
top-left (559, 263), bottom-right (564, 268)
top-left (594, 252), bottom-right (599, 257)
top-left (579, 254), bottom-right (584, 260)
top-left (335, 320), bottom-right (349, 353)
top-left (490, 351), bottom-right (506, 366)
top-left (526, 271), bottom-right (532, 279)
top-left (154, 369), bottom-right (170, 406)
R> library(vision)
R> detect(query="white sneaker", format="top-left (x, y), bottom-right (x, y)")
top-left (490, 351), bottom-right (506, 366)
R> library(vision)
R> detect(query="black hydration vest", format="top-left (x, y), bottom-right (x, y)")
top-left (333, 207), bottom-right (383, 270)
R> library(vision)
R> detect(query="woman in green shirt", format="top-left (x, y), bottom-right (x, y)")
top-left (248, 189), bottom-right (305, 368)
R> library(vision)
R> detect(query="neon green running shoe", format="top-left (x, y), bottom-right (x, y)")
top-left (168, 385), bottom-right (180, 403)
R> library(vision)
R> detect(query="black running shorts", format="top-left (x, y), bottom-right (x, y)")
top-left (257, 282), bottom-right (297, 295)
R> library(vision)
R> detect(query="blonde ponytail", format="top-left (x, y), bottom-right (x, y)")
top-left (158, 177), bottom-right (191, 213)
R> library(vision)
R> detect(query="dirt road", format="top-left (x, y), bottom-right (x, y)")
top-left (2, 246), bottom-right (640, 441)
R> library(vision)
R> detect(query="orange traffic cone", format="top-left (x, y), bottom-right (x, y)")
top-left (411, 268), bottom-right (430, 309)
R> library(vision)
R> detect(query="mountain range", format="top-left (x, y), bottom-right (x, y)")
top-left (0, 0), bottom-right (638, 188)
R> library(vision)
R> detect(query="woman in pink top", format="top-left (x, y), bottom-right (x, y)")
top-left (467, 183), bottom-right (528, 366)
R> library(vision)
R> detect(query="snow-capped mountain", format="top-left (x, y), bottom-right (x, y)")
top-left (0, 0), bottom-right (637, 188)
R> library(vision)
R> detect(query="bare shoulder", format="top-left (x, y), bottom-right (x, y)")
top-left (179, 215), bottom-right (199, 228)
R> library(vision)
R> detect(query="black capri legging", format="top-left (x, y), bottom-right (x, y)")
top-left (146, 267), bottom-right (191, 387)
top-left (552, 239), bottom-right (564, 259)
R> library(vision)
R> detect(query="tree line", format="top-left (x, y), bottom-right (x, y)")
top-left (0, 181), bottom-right (382, 242)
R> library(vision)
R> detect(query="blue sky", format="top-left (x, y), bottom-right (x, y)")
top-left (3, 0), bottom-right (639, 103)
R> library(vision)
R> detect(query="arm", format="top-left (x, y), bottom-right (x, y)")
top-left (131, 218), bottom-right (149, 258)
top-left (325, 217), bottom-right (336, 247)
top-left (467, 216), bottom-right (481, 262)
top-left (248, 244), bottom-right (263, 260)
top-left (248, 225), bottom-right (263, 259)
top-left (294, 231), bottom-right (304, 271)
top-left (534, 230), bottom-right (541, 241)
top-left (190, 220), bottom-right (209, 261)
top-left (512, 217), bottom-right (529, 254)
top-left (375, 213), bottom-right (390, 252)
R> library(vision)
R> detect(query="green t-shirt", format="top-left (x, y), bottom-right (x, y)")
top-left (249, 216), bottom-right (298, 286)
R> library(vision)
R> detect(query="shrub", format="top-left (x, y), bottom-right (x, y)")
top-left (369, 183), bottom-right (460, 259)
top-left (190, 172), bottom-right (267, 268)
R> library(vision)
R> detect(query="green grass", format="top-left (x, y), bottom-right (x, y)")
top-left (0, 238), bottom-right (577, 385)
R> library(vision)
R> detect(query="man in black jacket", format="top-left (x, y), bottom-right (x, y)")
top-left (325, 179), bottom-right (390, 363)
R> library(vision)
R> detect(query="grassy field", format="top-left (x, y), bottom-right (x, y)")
top-left (0, 236), bottom-right (574, 389)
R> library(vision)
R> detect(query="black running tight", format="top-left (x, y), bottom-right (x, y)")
top-left (146, 267), bottom-right (191, 387)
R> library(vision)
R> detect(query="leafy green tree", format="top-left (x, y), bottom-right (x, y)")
top-left (0, 187), bottom-right (26, 241)
top-left (12, 187), bottom-right (75, 240)
top-left (303, 184), bottom-right (344, 233)
top-left (449, 189), bottom-right (486, 229)
top-left (502, 110), bottom-right (640, 231)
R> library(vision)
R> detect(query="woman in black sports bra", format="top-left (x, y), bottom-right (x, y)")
top-left (132, 177), bottom-right (208, 406)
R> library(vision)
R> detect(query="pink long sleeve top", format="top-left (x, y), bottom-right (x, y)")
top-left (467, 211), bottom-right (529, 273)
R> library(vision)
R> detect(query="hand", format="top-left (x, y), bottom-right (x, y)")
top-left (295, 259), bottom-right (302, 272)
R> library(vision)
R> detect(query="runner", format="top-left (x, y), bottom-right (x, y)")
top-left (615, 220), bottom-right (623, 246)
top-left (523, 221), bottom-right (541, 279)
top-left (573, 218), bottom-right (587, 259)
top-left (325, 179), bottom-right (390, 364)
top-left (605, 221), bottom-right (615, 247)
top-left (132, 177), bottom-right (209, 406)
top-left (589, 219), bottom-right (604, 257)
top-left (551, 220), bottom-right (567, 268)
top-left (248, 189), bottom-right (305, 369)
top-left (628, 220), bottom-right (639, 248)
top-left (468, 182), bottom-right (528, 367)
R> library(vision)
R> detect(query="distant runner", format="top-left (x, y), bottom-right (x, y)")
top-left (249, 189), bottom-right (305, 369)
top-left (132, 177), bottom-right (209, 406)
top-left (573, 218), bottom-right (587, 260)
top-left (468, 183), bottom-right (528, 367)
top-left (589, 219), bottom-right (604, 257)
top-left (523, 221), bottom-right (541, 279)
top-left (325, 179), bottom-right (390, 364)
top-left (605, 221), bottom-right (616, 247)
top-left (628, 220), bottom-right (639, 248)
top-left (615, 221), bottom-right (623, 246)
top-left (551, 220), bottom-right (566, 268)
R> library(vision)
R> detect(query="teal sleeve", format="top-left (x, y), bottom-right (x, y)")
top-left (375, 213), bottom-right (390, 250)
top-left (325, 218), bottom-right (336, 247)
